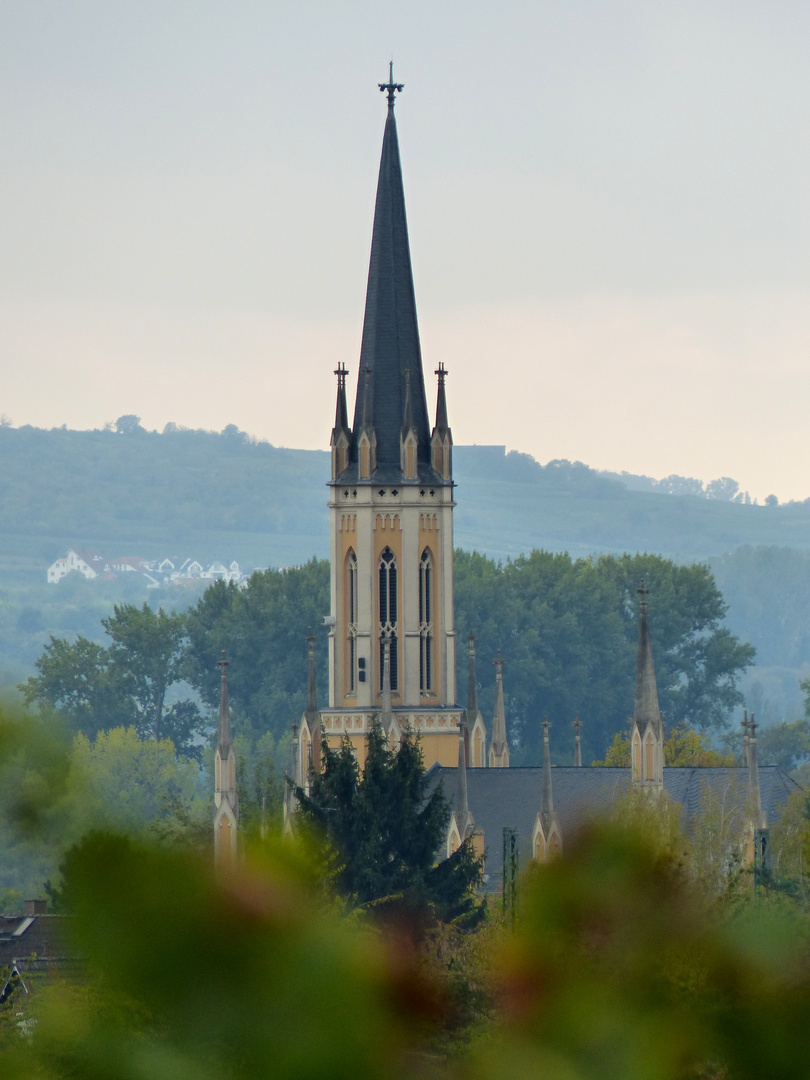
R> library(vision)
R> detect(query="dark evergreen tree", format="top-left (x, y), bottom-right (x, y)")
top-left (295, 725), bottom-right (483, 924)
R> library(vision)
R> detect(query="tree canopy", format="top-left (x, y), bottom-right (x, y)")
top-left (595, 726), bottom-right (736, 768)
top-left (22, 603), bottom-right (206, 756)
top-left (295, 725), bottom-right (482, 923)
top-left (21, 552), bottom-right (754, 763)
top-left (453, 550), bottom-right (754, 761)
top-left (184, 559), bottom-right (331, 741)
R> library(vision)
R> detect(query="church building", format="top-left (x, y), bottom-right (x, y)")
top-left (295, 67), bottom-right (486, 780)
top-left (228, 71), bottom-right (800, 887)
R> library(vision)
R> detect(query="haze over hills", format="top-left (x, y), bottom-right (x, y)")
top-left (1, 423), bottom-right (809, 572)
top-left (0, 421), bottom-right (808, 723)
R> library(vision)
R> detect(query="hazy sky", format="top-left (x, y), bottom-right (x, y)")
top-left (2, 2), bottom-right (809, 501)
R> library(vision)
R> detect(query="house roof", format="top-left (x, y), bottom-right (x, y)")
top-left (0, 913), bottom-right (77, 968)
top-left (111, 556), bottom-right (147, 569)
top-left (77, 547), bottom-right (106, 565)
top-left (428, 764), bottom-right (801, 892)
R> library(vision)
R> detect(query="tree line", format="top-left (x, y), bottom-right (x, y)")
top-left (22, 550), bottom-right (760, 762)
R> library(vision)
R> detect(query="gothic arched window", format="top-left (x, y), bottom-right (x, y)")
top-left (346, 550), bottom-right (358, 693)
top-left (419, 548), bottom-right (433, 692)
top-left (378, 547), bottom-right (398, 691)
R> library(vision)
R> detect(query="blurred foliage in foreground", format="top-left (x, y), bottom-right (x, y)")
top-left (2, 709), bottom-right (810, 1077)
top-left (5, 822), bottom-right (810, 1079)
top-left (0, 702), bottom-right (295, 906)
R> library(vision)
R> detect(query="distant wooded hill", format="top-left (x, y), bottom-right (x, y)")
top-left (1, 424), bottom-right (809, 571)
top-left (1, 423), bottom-right (809, 721)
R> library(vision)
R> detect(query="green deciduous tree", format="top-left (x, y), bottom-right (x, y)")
top-left (454, 550), bottom-right (754, 762)
top-left (295, 726), bottom-right (483, 923)
top-left (21, 636), bottom-right (134, 736)
top-left (102, 603), bottom-right (200, 745)
top-left (184, 560), bottom-right (330, 742)
top-left (62, 727), bottom-right (202, 841)
top-left (757, 718), bottom-right (810, 772)
top-left (21, 604), bottom-right (206, 756)
top-left (594, 726), bottom-right (736, 768)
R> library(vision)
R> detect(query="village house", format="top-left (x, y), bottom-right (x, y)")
top-left (46, 547), bottom-right (109, 584)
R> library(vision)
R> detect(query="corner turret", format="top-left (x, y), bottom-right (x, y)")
top-left (330, 363), bottom-right (351, 480)
top-left (301, 631), bottom-right (321, 774)
top-left (489, 651), bottom-right (511, 768)
top-left (630, 582), bottom-right (664, 794)
top-left (745, 712), bottom-right (770, 874)
top-left (533, 716), bottom-right (562, 860)
top-left (573, 714), bottom-right (583, 767)
top-left (430, 363), bottom-right (452, 481)
top-left (465, 633), bottom-right (488, 767)
top-left (213, 651), bottom-right (239, 869)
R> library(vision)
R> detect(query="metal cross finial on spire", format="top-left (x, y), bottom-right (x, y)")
top-left (334, 362), bottom-right (347, 390)
top-left (218, 650), bottom-right (230, 677)
top-left (378, 61), bottom-right (404, 106)
top-left (541, 714), bottom-right (551, 736)
top-left (572, 714), bottom-right (582, 733)
top-left (435, 362), bottom-right (447, 382)
top-left (493, 650), bottom-right (506, 672)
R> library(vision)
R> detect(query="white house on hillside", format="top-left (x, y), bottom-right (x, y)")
top-left (109, 556), bottom-right (149, 572)
top-left (47, 548), bottom-right (109, 584)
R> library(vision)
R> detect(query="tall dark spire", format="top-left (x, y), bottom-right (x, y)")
top-left (350, 67), bottom-right (433, 481)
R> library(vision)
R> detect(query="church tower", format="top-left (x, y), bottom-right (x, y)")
top-left (321, 68), bottom-right (462, 768)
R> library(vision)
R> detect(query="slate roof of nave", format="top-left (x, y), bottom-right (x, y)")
top-left (428, 764), bottom-right (801, 892)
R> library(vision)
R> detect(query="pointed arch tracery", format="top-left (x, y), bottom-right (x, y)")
top-left (419, 547), bottom-right (434, 692)
top-left (378, 547), bottom-right (398, 691)
top-left (644, 732), bottom-right (654, 781)
top-left (346, 548), bottom-right (358, 693)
